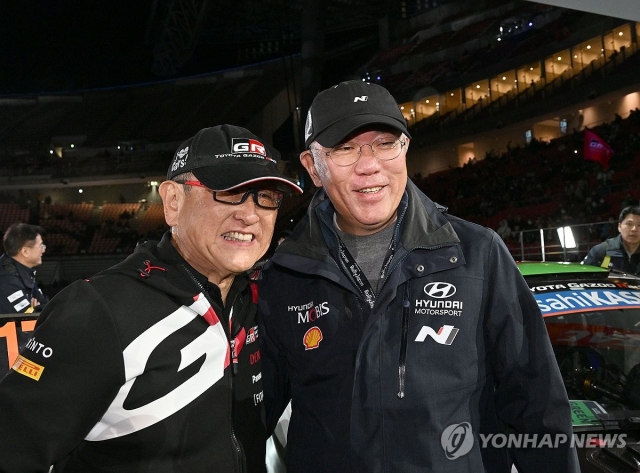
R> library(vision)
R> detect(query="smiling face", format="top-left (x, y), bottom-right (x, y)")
top-left (301, 128), bottom-right (409, 236)
top-left (159, 180), bottom-right (277, 287)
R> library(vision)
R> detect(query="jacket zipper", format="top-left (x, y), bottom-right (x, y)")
top-left (181, 265), bottom-right (244, 473)
top-left (397, 282), bottom-right (411, 399)
top-left (393, 244), bottom-right (458, 399)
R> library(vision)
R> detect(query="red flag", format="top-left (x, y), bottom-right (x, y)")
top-left (584, 129), bottom-right (614, 169)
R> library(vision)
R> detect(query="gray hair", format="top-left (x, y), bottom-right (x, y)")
top-left (309, 145), bottom-right (332, 183)
top-left (172, 171), bottom-right (197, 195)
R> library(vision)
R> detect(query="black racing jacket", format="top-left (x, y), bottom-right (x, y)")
top-left (257, 181), bottom-right (579, 473)
top-left (0, 232), bottom-right (266, 473)
top-left (583, 234), bottom-right (640, 275)
top-left (0, 254), bottom-right (49, 313)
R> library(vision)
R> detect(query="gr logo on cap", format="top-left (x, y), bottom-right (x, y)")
top-left (232, 139), bottom-right (267, 156)
top-left (167, 124), bottom-right (302, 194)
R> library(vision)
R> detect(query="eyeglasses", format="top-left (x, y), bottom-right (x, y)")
top-left (182, 180), bottom-right (283, 209)
top-left (25, 243), bottom-right (46, 251)
top-left (313, 137), bottom-right (406, 167)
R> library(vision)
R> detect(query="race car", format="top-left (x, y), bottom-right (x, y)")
top-left (519, 262), bottom-right (640, 472)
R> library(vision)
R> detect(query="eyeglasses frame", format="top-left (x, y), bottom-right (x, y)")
top-left (311, 137), bottom-right (407, 167)
top-left (180, 180), bottom-right (283, 210)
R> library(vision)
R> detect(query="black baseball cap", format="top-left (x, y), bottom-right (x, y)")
top-left (167, 124), bottom-right (302, 194)
top-left (304, 80), bottom-right (411, 149)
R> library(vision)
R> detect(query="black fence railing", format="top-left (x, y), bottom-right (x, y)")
top-left (505, 220), bottom-right (613, 262)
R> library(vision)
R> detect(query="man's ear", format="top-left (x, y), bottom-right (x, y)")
top-left (159, 180), bottom-right (182, 227)
top-left (300, 150), bottom-right (323, 188)
top-left (11, 245), bottom-right (30, 266)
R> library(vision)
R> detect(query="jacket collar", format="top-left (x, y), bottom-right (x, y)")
top-left (1, 254), bottom-right (36, 288)
top-left (97, 232), bottom-right (248, 307)
top-left (273, 179), bottom-right (460, 265)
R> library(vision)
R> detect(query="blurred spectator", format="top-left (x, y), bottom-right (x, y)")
top-left (596, 167), bottom-right (614, 195)
top-left (592, 196), bottom-right (610, 216)
top-left (582, 206), bottom-right (640, 274)
top-left (598, 214), bottom-right (617, 241)
top-left (0, 223), bottom-right (49, 313)
top-left (621, 192), bottom-right (639, 210)
top-left (496, 219), bottom-right (512, 242)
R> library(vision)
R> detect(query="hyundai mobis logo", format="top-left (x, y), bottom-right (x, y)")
top-left (288, 300), bottom-right (330, 324)
top-left (415, 282), bottom-right (464, 317)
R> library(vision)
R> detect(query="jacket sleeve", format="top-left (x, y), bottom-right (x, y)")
top-left (33, 283), bottom-right (50, 308)
top-left (0, 280), bottom-right (125, 472)
top-left (257, 273), bottom-right (292, 436)
top-left (0, 275), bottom-right (33, 313)
top-left (582, 242), bottom-right (605, 267)
top-left (484, 233), bottom-right (580, 473)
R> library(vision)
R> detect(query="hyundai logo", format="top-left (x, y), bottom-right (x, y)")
top-left (424, 282), bottom-right (457, 298)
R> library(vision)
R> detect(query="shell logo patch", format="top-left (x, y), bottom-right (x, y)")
top-left (303, 326), bottom-right (323, 350)
top-left (12, 355), bottom-right (44, 381)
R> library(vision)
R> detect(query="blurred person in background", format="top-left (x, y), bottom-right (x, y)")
top-left (0, 125), bottom-right (302, 473)
top-left (583, 205), bottom-right (640, 274)
top-left (0, 223), bottom-right (48, 313)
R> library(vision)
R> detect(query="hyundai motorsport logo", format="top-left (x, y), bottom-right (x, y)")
top-left (415, 282), bottom-right (464, 317)
top-left (414, 282), bottom-right (462, 345)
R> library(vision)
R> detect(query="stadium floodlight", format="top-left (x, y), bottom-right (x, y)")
top-left (557, 226), bottom-right (577, 249)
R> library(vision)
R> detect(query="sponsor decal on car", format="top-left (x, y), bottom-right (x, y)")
top-left (532, 288), bottom-right (640, 316)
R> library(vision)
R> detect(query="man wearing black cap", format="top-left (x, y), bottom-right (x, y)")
top-left (258, 82), bottom-right (579, 472)
top-left (0, 125), bottom-right (302, 473)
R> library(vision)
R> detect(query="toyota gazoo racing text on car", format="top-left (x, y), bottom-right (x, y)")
top-left (519, 262), bottom-right (640, 473)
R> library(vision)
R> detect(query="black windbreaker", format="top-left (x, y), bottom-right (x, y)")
top-left (0, 233), bottom-right (266, 473)
top-left (583, 234), bottom-right (640, 274)
top-left (258, 181), bottom-right (579, 473)
top-left (0, 254), bottom-right (49, 313)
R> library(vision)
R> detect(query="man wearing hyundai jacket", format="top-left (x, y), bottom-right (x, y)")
top-left (0, 125), bottom-right (302, 472)
top-left (257, 81), bottom-right (579, 472)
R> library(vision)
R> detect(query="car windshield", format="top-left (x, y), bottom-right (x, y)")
top-left (545, 308), bottom-right (640, 409)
